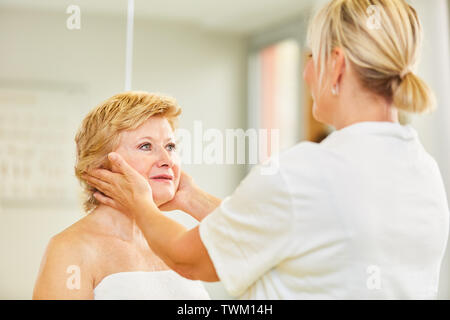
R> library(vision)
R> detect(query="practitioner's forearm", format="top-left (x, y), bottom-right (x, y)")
top-left (185, 187), bottom-right (222, 221)
top-left (133, 199), bottom-right (217, 281)
top-left (134, 199), bottom-right (189, 270)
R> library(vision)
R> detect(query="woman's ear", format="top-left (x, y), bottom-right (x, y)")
top-left (331, 47), bottom-right (346, 89)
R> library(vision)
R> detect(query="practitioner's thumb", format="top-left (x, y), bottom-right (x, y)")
top-left (108, 152), bottom-right (136, 177)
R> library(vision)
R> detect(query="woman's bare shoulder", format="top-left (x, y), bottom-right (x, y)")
top-left (49, 214), bottom-right (104, 259)
top-left (32, 216), bottom-right (101, 299)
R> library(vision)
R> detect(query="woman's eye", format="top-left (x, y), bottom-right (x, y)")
top-left (166, 143), bottom-right (176, 151)
top-left (139, 143), bottom-right (152, 151)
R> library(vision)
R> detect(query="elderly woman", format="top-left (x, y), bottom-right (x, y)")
top-left (32, 91), bottom-right (210, 299)
top-left (85, 0), bottom-right (448, 300)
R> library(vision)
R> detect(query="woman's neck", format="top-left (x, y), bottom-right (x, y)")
top-left (89, 205), bottom-right (142, 242)
top-left (333, 90), bottom-right (399, 130)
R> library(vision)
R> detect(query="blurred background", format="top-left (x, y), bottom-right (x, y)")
top-left (0, 0), bottom-right (449, 299)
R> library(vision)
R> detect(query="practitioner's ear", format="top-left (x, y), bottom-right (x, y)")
top-left (330, 47), bottom-right (346, 91)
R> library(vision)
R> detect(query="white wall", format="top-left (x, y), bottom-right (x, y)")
top-left (0, 7), bottom-right (247, 299)
top-left (408, 0), bottom-right (450, 299)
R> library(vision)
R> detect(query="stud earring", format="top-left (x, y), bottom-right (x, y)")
top-left (331, 84), bottom-right (339, 96)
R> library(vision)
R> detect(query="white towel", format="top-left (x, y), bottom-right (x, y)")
top-left (94, 270), bottom-right (210, 300)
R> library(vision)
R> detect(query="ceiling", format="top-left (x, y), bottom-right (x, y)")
top-left (0, 0), bottom-right (318, 34)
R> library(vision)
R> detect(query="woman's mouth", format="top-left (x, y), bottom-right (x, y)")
top-left (150, 174), bottom-right (174, 183)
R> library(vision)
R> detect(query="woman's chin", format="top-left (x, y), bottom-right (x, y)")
top-left (152, 191), bottom-right (175, 207)
top-left (149, 181), bottom-right (175, 205)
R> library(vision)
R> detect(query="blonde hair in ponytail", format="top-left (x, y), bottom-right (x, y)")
top-left (307, 0), bottom-right (436, 114)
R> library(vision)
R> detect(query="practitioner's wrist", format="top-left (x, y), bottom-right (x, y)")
top-left (133, 197), bottom-right (159, 221)
top-left (185, 186), bottom-right (221, 221)
top-left (182, 185), bottom-right (203, 217)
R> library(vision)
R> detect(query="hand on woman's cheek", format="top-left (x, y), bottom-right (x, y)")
top-left (113, 150), bottom-right (180, 207)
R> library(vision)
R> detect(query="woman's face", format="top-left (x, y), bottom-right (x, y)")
top-left (114, 116), bottom-right (180, 207)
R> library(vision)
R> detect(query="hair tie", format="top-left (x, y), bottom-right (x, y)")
top-left (400, 68), bottom-right (413, 79)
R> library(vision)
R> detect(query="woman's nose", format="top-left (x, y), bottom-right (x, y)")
top-left (156, 147), bottom-right (174, 168)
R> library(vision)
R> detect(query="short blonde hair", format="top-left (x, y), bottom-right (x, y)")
top-left (74, 91), bottom-right (182, 213)
top-left (307, 0), bottom-right (435, 113)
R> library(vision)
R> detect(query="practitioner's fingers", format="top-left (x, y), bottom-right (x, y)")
top-left (89, 168), bottom-right (118, 184)
top-left (108, 152), bottom-right (141, 179)
top-left (93, 191), bottom-right (121, 211)
top-left (82, 173), bottom-right (112, 196)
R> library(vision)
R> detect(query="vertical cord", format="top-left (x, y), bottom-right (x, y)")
top-left (124, 0), bottom-right (135, 91)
